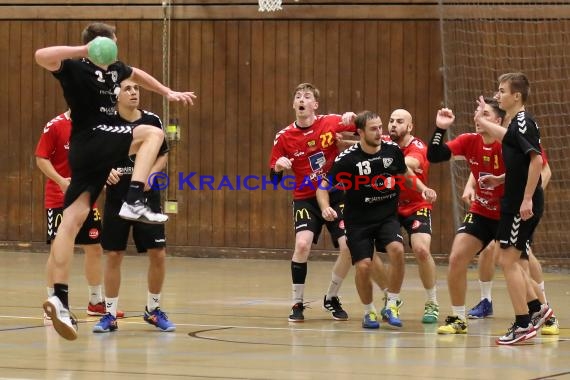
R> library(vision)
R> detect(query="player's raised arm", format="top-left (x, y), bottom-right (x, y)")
top-left (427, 108), bottom-right (455, 163)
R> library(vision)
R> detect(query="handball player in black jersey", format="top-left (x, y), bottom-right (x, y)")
top-left (316, 111), bottom-right (436, 329)
top-left (473, 72), bottom-right (553, 345)
top-left (35, 22), bottom-right (196, 340)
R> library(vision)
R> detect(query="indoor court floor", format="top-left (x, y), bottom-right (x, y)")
top-left (0, 250), bottom-right (569, 379)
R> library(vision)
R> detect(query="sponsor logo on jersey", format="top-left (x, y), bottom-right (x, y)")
top-left (308, 151), bottom-right (326, 171)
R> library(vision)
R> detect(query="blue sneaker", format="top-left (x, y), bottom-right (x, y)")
top-left (467, 298), bottom-right (493, 319)
top-left (362, 311), bottom-right (380, 329)
top-left (92, 313), bottom-right (118, 333)
top-left (381, 300), bottom-right (403, 327)
top-left (144, 307), bottom-right (176, 332)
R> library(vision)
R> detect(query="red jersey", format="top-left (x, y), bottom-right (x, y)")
top-left (397, 136), bottom-right (432, 217)
top-left (35, 113), bottom-right (72, 208)
top-left (447, 133), bottom-right (505, 220)
top-left (269, 114), bottom-right (356, 200)
top-left (35, 113), bottom-right (97, 210)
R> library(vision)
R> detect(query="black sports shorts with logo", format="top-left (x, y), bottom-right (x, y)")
top-left (292, 190), bottom-right (345, 248)
top-left (456, 212), bottom-right (499, 254)
top-left (496, 212), bottom-right (541, 259)
top-left (46, 207), bottom-right (102, 245)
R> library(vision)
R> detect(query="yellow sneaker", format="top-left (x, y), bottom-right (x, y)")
top-left (541, 316), bottom-right (560, 335)
top-left (437, 315), bottom-right (467, 334)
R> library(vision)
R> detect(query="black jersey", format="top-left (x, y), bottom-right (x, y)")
top-left (327, 141), bottom-right (407, 225)
top-left (53, 58), bottom-right (132, 135)
top-left (105, 110), bottom-right (168, 209)
top-left (501, 110), bottom-right (544, 214)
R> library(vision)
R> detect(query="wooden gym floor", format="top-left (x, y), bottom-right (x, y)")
top-left (0, 250), bottom-right (569, 379)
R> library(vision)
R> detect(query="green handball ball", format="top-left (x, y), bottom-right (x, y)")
top-left (88, 36), bottom-right (118, 66)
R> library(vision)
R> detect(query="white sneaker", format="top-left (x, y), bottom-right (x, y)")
top-left (119, 201), bottom-right (168, 224)
top-left (43, 296), bottom-right (77, 341)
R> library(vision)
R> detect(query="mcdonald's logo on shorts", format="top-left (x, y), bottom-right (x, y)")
top-left (295, 208), bottom-right (311, 222)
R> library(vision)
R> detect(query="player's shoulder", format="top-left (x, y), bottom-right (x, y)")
top-left (314, 114), bottom-right (342, 126)
top-left (456, 132), bottom-right (480, 143)
top-left (273, 123), bottom-right (295, 143)
top-left (140, 109), bottom-right (163, 127)
top-left (512, 110), bottom-right (538, 130)
top-left (335, 142), bottom-right (360, 162)
top-left (408, 136), bottom-right (427, 151)
top-left (382, 139), bottom-right (401, 150)
top-left (43, 113), bottom-right (70, 133)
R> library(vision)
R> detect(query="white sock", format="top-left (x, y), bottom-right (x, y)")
top-left (147, 292), bottom-right (161, 312)
top-left (326, 273), bottom-right (343, 300)
top-left (105, 297), bottom-right (119, 317)
top-left (47, 287), bottom-right (54, 297)
top-left (292, 284), bottom-right (305, 304)
top-left (364, 303), bottom-right (377, 314)
top-left (452, 305), bottom-right (466, 321)
top-left (425, 286), bottom-right (438, 303)
top-left (386, 292), bottom-right (400, 307)
top-left (89, 285), bottom-right (103, 304)
top-left (479, 280), bottom-right (493, 301)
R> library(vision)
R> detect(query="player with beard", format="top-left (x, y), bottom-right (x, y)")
top-left (316, 111), bottom-right (436, 329)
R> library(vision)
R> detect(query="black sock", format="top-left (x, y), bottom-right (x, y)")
top-left (515, 314), bottom-right (531, 328)
top-left (291, 261), bottom-right (307, 284)
top-left (54, 283), bottom-right (69, 309)
top-left (527, 299), bottom-right (542, 315)
top-left (126, 181), bottom-right (145, 204)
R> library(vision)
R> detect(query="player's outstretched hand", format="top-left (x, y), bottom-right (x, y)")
top-left (435, 108), bottom-right (455, 130)
top-left (106, 168), bottom-right (122, 186)
top-left (321, 207), bottom-right (338, 222)
top-left (478, 174), bottom-right (502, 190)
top-left (422, 187), bottom-right (437, 203)
top-left (275, 156), bottom-right (294, 171)
top-left (166, 91), bottom-right (197, 105)
top-left (461, 184), bottom-right (475, 206)
top-left (340, 112), bottom-right (357, 126)
top-left (473, 95), bottom-right (486, 123)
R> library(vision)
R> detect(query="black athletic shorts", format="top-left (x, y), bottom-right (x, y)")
top-left (66, 123), bottom-right (134, 207)
top-left (345, 216), bottom-right (403, 264)
top-left (456, 212), bottom-right (499, 254)
top-left (399, 208), bottom-right (432, 247)
top-left (101, 201), bottom-right (166, 253)
top-left (46, 207), bottom-right (102, 245)
top-left (496, 212), bottom-right (541, 258)
top-left (292, 190), bottom-right (345, 248)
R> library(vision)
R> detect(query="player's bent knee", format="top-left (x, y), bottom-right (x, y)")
top-left (413, 246), bottom-right (431, 262)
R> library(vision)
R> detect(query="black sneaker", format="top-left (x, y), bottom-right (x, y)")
top-left (323, 296), bottom-right (349, 321)
top-left (288, 302), bottom-right (305, 322)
